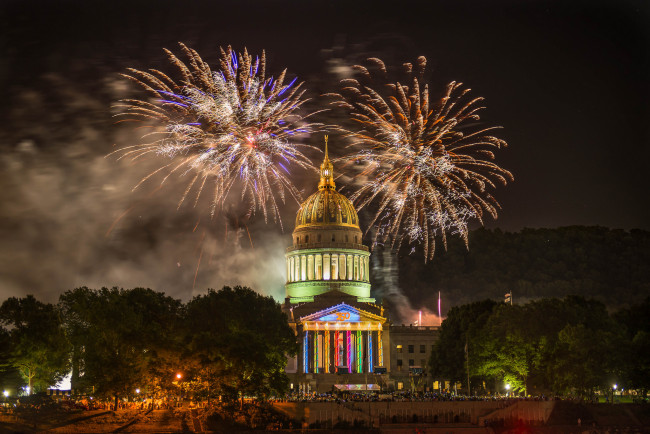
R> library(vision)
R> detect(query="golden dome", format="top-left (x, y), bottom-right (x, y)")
top-left (294, 138), bottom-right (360, 230)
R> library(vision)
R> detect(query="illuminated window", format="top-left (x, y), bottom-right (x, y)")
top-left (397, 382), bottom-right (404, 390)
top-left (396, 344), bottom-right (403, 353)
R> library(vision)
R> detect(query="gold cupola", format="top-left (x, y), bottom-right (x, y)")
top-left (294, 137), bottom-right (361, 231)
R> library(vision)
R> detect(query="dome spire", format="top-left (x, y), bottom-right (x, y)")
top-left (318, 135), bottom-right (336, 190)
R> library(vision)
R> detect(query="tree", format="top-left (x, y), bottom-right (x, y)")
top-left (551, 324), bottom-right (620, 397)
top-left (613, 297), bottom-right (650, 396)
top-left (429, 299), bottom-right (497, 392)
top-left (58, 287), bottom-right (182, 409)
top-left (0, 295), bottom-right (70, 393)
top-left (182, 286), bottom-right (298, 406)
top-left (472, 304), bottom-right (534, 394)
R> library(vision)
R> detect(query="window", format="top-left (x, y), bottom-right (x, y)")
top-left (317, 234), bottom-right (321, 242)
top-left (408, 345), bottom-right (414, 353)
top-left (408, 359), bottom-right (414, 367)
top-left (397, 382), bottom-right (404, 390)
top-left (396, 359), bottom-right (403, 371)
top-left (354, 236), bottom-right (358, 243)
top-left (396, 344), bottom-right (403, 353)
top-left (332, 234), bottom-right (335, 241)
top-left (305, 235), bottom-right (309, 243)
top-left (420, 345), bottom-right (426, 353)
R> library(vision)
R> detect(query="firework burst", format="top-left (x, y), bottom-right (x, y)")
top-left (327, 56), bottom-right (513, 261)
top-left (113, 44), bottom-right (321, 226)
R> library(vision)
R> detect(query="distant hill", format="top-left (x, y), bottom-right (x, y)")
top-left (397, 226), bottom-right (650, 313)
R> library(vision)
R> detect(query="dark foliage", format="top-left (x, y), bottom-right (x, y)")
top-left (401, 226), bottom-right (650, 312)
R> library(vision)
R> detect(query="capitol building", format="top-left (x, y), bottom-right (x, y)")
top-left (282, 140), bottom-right (439, 393)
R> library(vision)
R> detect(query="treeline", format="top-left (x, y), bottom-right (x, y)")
top-left (400, 226), bottom-right (650, 310)
top-left (430, 296), bottom-right (650, 397)
top-left (0, 286), bottom-right (297, 408)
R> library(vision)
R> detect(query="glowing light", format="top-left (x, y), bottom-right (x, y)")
top-left (613, 384), bottom-right (617, 390)
top-left (329, 56), bottom-right (513, 261)
top-left (347, 330), bottom-right (352, 372)
top-left (356, 330), bottom-right (362, 373)
top-left (335, 330), bottom-right (340, 367)
top-left (368, 331), bottom-right (373, 373)
top-left (378, 330), bottom-right (383, 367)
top-left (2, 391), bottom-right (8, 397)
top-left (304, 331), bottom-right (309, 373)
top-left (113, 44), bottom-right (321, 225)
top-left (505, 384), bottom-right (510, 390)
top-left (314, 332), bottom-right (319, 373)
top-left (135, 388), bottom-right (140, 394)
top-left (176, 373), bottom-right (182, 380)
top-left (324, 331), bottom-right (330, 373)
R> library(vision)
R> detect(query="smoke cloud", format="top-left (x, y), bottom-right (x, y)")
top-left (0, 72), bottom-right (297, 303)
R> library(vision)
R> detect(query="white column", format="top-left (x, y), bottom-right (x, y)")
top-left (315, 254), bottom-right (322, 280)
top-left (354, 255), bottom-right (359, 280)
top-left (307, 255), bottom-right (314, 280)
top-left (323, 254), bottom-right (331, 280)
top-left (331, 254), bottom-right (338, 280)
top-left (301, 255), bottom-right (307, 281)
top-left (339, 254), bottom-right (346, 280)
top-left (365, 256), bottom-right (370, 282)
top-left (347, 255), bottom-right (353, 280)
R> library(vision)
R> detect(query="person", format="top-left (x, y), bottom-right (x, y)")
top-left (578, 417), bottom-right (581, 426)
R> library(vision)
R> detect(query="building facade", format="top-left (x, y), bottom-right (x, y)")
top-left (283, 140), bottom-right (439, 393)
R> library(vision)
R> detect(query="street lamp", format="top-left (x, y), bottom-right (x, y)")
top-left (135, 388), bottom-right (140, 394)
top-left (505, 383), bottom-right (510, 397)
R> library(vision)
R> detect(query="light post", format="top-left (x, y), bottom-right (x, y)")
top-left (612, 384), bottom-right (617, 404)
top-left (175, 373), bottom-right (183, 405)
top-left (505, 383), bottom-right (510, 397)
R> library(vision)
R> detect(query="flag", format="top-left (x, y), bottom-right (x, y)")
top-left (505, 293), bottom-right (511, 304)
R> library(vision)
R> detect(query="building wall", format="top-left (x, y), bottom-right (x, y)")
top-left (388, 325), bottom-right (440, 391)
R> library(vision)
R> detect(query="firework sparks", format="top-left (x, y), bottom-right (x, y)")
top-left (327, 56), bottom-right (513, 261)
top-left (112, 44), bottom-right (321, 226)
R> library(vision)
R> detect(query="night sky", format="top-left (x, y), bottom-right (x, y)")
top-left (0, 0), bottom-right (648, 305)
